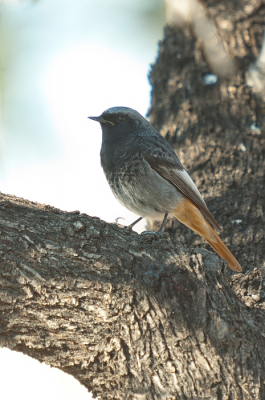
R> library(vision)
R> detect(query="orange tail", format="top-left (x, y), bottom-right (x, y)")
top-left (173, 198), bottom-right (242, 272)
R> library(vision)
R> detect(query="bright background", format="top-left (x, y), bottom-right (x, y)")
top-left (0, 0), bottom-right (165, 398)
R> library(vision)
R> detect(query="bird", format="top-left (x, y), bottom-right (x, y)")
top-left (88, 106), bottom-right (241, 272)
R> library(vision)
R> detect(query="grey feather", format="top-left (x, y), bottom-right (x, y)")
top-left (138, 136), bottom-right (221, 231)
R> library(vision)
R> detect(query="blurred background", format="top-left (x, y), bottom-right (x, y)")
top-left (0, 0), bottom-right (165, 398)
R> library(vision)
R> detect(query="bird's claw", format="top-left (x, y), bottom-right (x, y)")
top-left (140, 230), bottom-right (163, 241)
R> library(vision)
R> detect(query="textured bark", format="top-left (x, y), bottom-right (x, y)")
top-left (149, 4), bottom-right (265, 273)
top-left (0, 192), bottom-right (265, 400)
top-left (1, 2), bottom-right (265, 400)
top-left (201, 0), bottom-right (264, 66)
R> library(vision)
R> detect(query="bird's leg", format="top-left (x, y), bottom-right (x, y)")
top-left (128, 216), bottom-right (143, 229)
top-left (157, 212), bottom-right (169, 233)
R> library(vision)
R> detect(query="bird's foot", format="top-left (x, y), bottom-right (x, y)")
top-left (113, 217), bottom-right (128, 229)
top-left (140, 230), bottom-right (170, 242)
top-left (140, 230), bottom-right (161, 242)
top-left (115, 217), bottom-right (125, 224)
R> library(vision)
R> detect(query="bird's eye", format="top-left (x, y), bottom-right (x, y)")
top-left (117, 115), bottom-right (125, 123)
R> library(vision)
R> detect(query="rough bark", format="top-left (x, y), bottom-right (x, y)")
top-left (201, 0), bottom-right (264, 64)
top-left (149, 3), bottom-right (265, 273)
top-left (1, 1), bottom-right (265, 399)
top-left (0, 193), bottom-right (265, 400)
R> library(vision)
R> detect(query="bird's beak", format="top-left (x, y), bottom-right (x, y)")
top-left (88, 116), bottom-right (114, 125)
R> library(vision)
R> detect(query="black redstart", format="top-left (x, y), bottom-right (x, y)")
top-left (89, 107), bottom-right (241, 272)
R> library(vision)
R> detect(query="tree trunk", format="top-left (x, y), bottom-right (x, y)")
top-left (1, 2), bottom-right (265, 399)
top-left (149, 1), bottom-right (265, 273)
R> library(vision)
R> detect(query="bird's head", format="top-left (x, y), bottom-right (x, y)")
top-left (88, 107), bottom-right (149, 140)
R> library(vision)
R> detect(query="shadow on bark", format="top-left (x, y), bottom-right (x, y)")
top-left (149, 20), bottom-right (265, 273)
top-left (0, 193), bottom-right (264, 399)
top-left (1, 2), bottom-right (265, 399)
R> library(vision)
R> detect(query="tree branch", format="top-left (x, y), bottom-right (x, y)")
top-left (0, 193), bottom-right (264, 399)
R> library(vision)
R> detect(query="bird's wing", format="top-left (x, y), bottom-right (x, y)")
top-left (140, 135), bottom-right (221, 231)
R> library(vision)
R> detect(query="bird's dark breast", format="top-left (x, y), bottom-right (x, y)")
top-left (101, 140), bottom-right (144, 206)
top-left (101, 145), bottom-right (166, 217)
top-left (100, 137), bottom-right (138, 174)
top-left (101, 144), bottom-right (143, 193)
